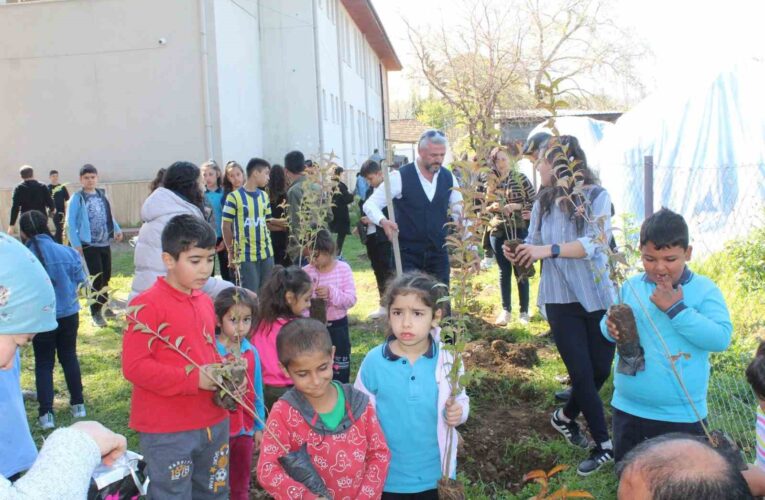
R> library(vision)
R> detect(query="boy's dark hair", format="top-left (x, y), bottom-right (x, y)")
top-left (382, 271), bottom-right (447, 315)
top-left (214, 286), bottom-right (259, 329)
top-left (284, 150), bottom-right (306, 174)
top-left (312, 228), bottom-right (336, 256)
top-left (79, 164), bottom-right (98, 176)
top-left (277, 318), bottom-right (333, 369)
top-left (360, 159), bottom-right (381, 177)
top-left (246, 157), bottom-right (271, 178)
top-left (49, 169), bottom-right (59, 176)
top-left (255, 266), bottom-right (312, 330)
top-left (161, 214), bottom-right (216, 259)
top-left (19, 166), bottom-right (34, 179)
top-left (746, 341), bottom-right (765, 399)
top-left (640, 208), bottom-right (689, 250)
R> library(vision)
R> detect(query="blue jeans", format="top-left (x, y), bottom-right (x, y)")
top-left (239, 258), bottom-right (274, 293)
top-left (400, 243), bottom-right (450, 287)
top-left (491, 232), bottom-right (530, 313)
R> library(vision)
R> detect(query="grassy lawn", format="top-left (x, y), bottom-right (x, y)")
top-left (20, 231), bottom-right (764, 498)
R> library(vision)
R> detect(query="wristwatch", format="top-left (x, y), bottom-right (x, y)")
top-left (550, 244), bottom-right (561, 259)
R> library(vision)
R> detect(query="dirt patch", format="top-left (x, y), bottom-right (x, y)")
top-left (463, 339), bottom-right (539, 377)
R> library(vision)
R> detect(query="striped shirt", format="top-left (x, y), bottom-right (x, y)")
top-left (222, 187), bottom-right (273, 262)
top-left (757, 405), bottom-right (765, 470)
top-left (302, 260), bottom-right (357, 321)
top-left (526, 185), bottom-right (615, 312)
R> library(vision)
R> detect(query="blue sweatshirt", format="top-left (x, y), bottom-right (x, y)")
top-left (601, 268), bottom-right (732, 422)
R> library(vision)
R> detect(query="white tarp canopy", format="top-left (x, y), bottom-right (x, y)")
top-left (593, 59), bottom-right (765, 253)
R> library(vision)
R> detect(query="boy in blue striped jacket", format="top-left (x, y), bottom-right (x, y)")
top-left (602, 208), bottom-right (732, 463)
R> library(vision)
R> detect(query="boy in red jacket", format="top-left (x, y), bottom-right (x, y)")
top-left (123, 214), bottom-right (230, 499)
top-left (257, 318), bottom-right (390, 499)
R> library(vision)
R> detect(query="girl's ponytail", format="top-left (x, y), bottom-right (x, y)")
top-left (746, 340), bottom-right (765, 398)
top-left (19, 210), bottom-right (53, 281)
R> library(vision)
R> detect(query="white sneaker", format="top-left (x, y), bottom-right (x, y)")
top-left (480, 257), bottom-right (494, 270)
top-left (367, 307), bottom-right (386, 320)
top-left (494, 310), bottom-right (511, 326)
top-left (39, 412), bottom-right (55, 430)
top-left (519, 312), bottom-right (530, 324)
top-left (71, 403), bottom-right (87, 418)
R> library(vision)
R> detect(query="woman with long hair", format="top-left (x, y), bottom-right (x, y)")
top-left (266, 164), bottom-right (291, 267)
top-left (130, 161), bottom-right (232, 299)
top-left (505, 135), bottom-right (616, 475)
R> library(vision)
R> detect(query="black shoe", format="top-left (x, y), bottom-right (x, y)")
top-left (577, 446), bottom-right (614, 476)
top-left (103, 308), bottom-right (117, 319)
top-left (92, 312), bottom-right (107, 328)
top-left (550, 410), bottom-right (590, 449)
top-left (555, 387), bottom-right (572, 402)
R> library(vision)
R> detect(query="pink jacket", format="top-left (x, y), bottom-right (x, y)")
top-left (303, 260), bottom-right (357, 321)
top-left (252, 317), bottom-right (293, 387)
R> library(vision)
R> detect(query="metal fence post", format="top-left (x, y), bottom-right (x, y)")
top-left (644, 155), bottom-right (654, 218)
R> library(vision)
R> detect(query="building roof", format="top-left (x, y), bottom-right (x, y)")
top-left (390, 118), bottom-right (426, 143)
top-left (342, 0), bottom-right (402, 71)
top-left (494, 108), bottom-right (623, 123)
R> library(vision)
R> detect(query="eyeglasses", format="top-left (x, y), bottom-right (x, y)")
top-left (420, 129), bottom-right (445, 140)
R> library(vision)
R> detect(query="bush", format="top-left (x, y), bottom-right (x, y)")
top-left (726, 225), bottom-right (765, 293)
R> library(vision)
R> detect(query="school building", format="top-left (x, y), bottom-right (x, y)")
top-left (0, 0), bottom-right (401, 226)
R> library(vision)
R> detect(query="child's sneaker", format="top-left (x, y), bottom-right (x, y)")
top-left (550, 409), bottom-right (589, 448)
top-left (367, 307), bottom-right (386, 320)
top-left (38, 412), bottom-right (55, 430)
top-left (519, 312), bottom-right (531, 324)
top-left (71, 403), bottom-right (87, 418)
top-left (92, 312), bottom-right (107, 328)
top-left (494, 309), bottom-right (510, 326)
top-left (577, 445), bottom-right (614, 476)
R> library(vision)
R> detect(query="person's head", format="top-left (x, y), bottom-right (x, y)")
top-left (267, 164), bottom-right (287, 200)
top-left (360, 159), bottom-right (383, 188)
top-left (383, 272), bottom-right (445, 348)
top-left (277, 318), bottom-right (335, 400)
top-left (162, 161), bottom-right (205, 211)
top-left (160, 214), bottom-right (217, 293)
top-left (214, 287), bottom-right (258, 344)
top-left (616, 433), bottom-right (753, 500)
top-left (639, 208), bottom-right (692, 286)
top-left (489, 144), bottom-right (520, 175)
top-left (333, 165), bottom-right (344, 181)
top-left (79, 164), bottom-right (98, 191)
top-left (49, 170), bottom-right (59, 184)
top-left (417, 129), bottom-right (448, 173)
top-left (309, 229), bottom-right (337, 270)
top-left (19, 165), bottom-right (34, 180)
top-left (246, 157), bottom-right (271, 189)
top-left (0, 234), bottom-right (57, 370)
top-left (256, 266), bottom-right (313, 328)
top-left (746, 341), bottom-right (765, 410)
top-left (149, 167), bottom-right (166, 192)
top-left (522, 132), bottom-right (552, 161)
top-left (201, 160), bottom-right (222, 190)
top-left (284, 150), bottom-right (306, 180)
top-left (223, 161), bottom-right (245, 192)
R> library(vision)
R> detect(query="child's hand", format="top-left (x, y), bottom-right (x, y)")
top-left (606, 317), bottom-right (620, 341)
top-left (650, 280), bottom-right (684, 312)
top-left (254, 430), bottom-right (263, 452)
top-left (198, 365), bottom-right (219, 391)
top-left (443, 397), bottom-right (463, 427)
top-left (315, 286), bottom-right (329, 300)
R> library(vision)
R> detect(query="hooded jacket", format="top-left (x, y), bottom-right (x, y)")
top-left (257, 384), bottom-right (391, 499)
top-left (129, 187), bottom-right (232, 300)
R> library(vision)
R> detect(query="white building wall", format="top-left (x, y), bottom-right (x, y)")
top-left (211, 0), bottom-right (263, 164)
top-left (315, 0), bottom-right (343, 165)
top-left (259, 0), bottom-right (320, 165)
top-left (0, 0), bottom-right (208, 187)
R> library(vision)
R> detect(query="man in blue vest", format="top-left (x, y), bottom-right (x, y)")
top-left (363, 129), bottom-right (464, 288)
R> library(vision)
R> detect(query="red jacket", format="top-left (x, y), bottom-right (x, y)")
top-left (257, 385), bottom-right (390, 499)
top-left (122, 277), bottom-right (227, 433)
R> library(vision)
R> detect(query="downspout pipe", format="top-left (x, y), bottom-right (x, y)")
top-left (311, 0), bottom-right (325, 156)
top-left (199, 0), bottom-right (214, 161)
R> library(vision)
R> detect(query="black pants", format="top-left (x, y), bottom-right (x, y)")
top-left (33, 313), bottom-right (84, 416)
top-left (335, 232), bottom-right (348, 256)
top-left (546, 302), bottom-right (614, 444)
top-left (52, 212), bottom-right (65, 244)
top-left (382, 489), bottom-right (439, 499)
top-left (327, 316), bottom-right (351, 383)
top-left (612, 407), bottom-right (706, 462)
top-left (215, 237), bottom-right (230, 282)
top-left (82, 244), bottom-right (111, 315)
top-left (270, 231), bottom-right (291, 267)
top-left (491, 233), bottom-right (530, 313)
top-left (366, 236), bottom-right (393, 302)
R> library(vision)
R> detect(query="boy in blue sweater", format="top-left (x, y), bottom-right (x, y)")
top-left (602, 208), bottom-right (732, 462)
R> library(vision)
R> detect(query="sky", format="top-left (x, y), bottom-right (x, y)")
top-left (371, 0), bottom-right (765, 106)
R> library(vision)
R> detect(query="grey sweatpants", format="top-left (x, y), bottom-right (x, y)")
top-left (239, 257), bottom-right (274, 293)
top-left (139, 418), bottom-right (229, 499)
